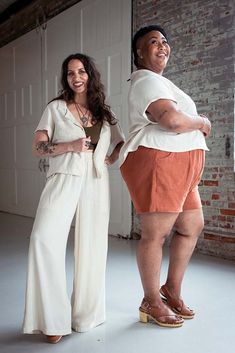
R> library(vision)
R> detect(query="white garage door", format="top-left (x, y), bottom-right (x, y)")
top-left (0, 0), bottom-right (132, 236)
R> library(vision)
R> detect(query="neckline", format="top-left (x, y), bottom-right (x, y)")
top-left (83, 121), bottom-right (102, 129)
top-left (64, 101), bottom-right (87, 128)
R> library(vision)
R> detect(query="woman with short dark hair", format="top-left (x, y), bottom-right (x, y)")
top-left (120, 25), bottom-right (211, 328)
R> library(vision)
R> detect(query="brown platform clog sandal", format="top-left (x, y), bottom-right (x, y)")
top-left (160, 285), bottom-right (195, 319)
top-left (139, 298), bottom-right (184, 328)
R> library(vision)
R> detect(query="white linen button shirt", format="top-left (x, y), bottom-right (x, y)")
top-left (36, 99), bottom-right (125, 178)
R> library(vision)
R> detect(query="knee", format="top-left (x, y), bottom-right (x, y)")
top-left (140, 232), bottom-right (168, 246)
top-left (175, 220), bottom-right (204, 238)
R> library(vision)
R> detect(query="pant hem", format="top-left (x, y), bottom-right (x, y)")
top-left (72, 320), bottom-right (105, 333)
top-left (23, 328), bottom-right (72, 335)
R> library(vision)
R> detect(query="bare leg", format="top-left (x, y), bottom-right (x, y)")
top-left (164, 208), bottom-right (204, 297)
top-left (137, 212), bottom-right (179, 306)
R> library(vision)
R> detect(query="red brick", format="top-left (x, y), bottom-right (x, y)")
top-left (210, 167), bottom-right (219, 172)
top-left (228, 202), bottom-right (235, 208)
top-left (228, 192), bottom-right (235, 201)
top-left (220, 209), bottom-right (235, 216)
top-left (204, 233), bottom-right (235, 243)
top-left (218, 215), bottom-right (226, 221)
top-left (204, 180), bottom-right (219, 186)
top-left (219, 223), bottom-right (232, 229)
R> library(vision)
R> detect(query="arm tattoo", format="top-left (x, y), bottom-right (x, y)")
top-left (36, 141), bottom-right (58, 154)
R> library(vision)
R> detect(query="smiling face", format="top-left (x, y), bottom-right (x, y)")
top-left (67, 59), bottom-right (89, 97)
top-left (136, 30), bottom-right (171, 74)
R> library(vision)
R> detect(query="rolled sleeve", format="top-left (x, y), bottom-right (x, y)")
top-left (35, 103), bottom-right (55, 140)
top-left (130, 73), bottom-right (177, 118)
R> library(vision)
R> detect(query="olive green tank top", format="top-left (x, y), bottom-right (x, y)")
top-left (83, 121), bottom-right (102, 150)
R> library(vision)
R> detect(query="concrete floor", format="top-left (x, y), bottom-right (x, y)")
top-left (0, 211), bottom-right (235, 353)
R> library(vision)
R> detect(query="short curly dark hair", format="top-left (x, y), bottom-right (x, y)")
top-left (132, 25), bottom-right (168, 68)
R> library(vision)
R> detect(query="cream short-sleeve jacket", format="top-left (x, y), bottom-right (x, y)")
top-left (119, 69), bottom-right (209, 166)
top-left (36, 100), bottom-right (125, 178)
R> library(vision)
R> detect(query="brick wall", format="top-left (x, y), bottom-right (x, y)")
top-left (132, 0), bottom-right (235, 260)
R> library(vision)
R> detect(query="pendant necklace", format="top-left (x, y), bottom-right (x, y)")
top-left (74, 103), bottom-right (90, 127)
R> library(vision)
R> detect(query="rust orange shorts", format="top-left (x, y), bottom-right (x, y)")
top-left (120, 146), bottom-right (205, 214)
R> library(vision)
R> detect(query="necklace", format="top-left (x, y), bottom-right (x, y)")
top-left (74, 103), bottom-right (90, 127)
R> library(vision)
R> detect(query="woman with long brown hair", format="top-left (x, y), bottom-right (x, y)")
top-left (23, 53), bottom-right (124, 343)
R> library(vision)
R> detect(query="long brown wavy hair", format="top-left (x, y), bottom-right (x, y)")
top-left (51, 53), bottom-right (116, 125)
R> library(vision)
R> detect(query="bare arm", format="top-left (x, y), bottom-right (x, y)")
top-left (147, 99), bottom-right (211, 137)
top-left (105, 141), bottom-right (124, 165)
top-left (32, 130), bottom-right (91, 157)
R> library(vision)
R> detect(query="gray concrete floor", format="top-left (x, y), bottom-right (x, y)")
top-left (0, 211), bottom-right (235, 353)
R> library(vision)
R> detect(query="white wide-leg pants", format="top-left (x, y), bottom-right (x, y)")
top-left (23, 154), bottom-right (110, 335)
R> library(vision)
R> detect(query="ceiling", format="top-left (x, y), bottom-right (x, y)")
top-left (0, 0), bottom-right (35, 24)
top-left (0, 0), bottom-right (17, 13)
